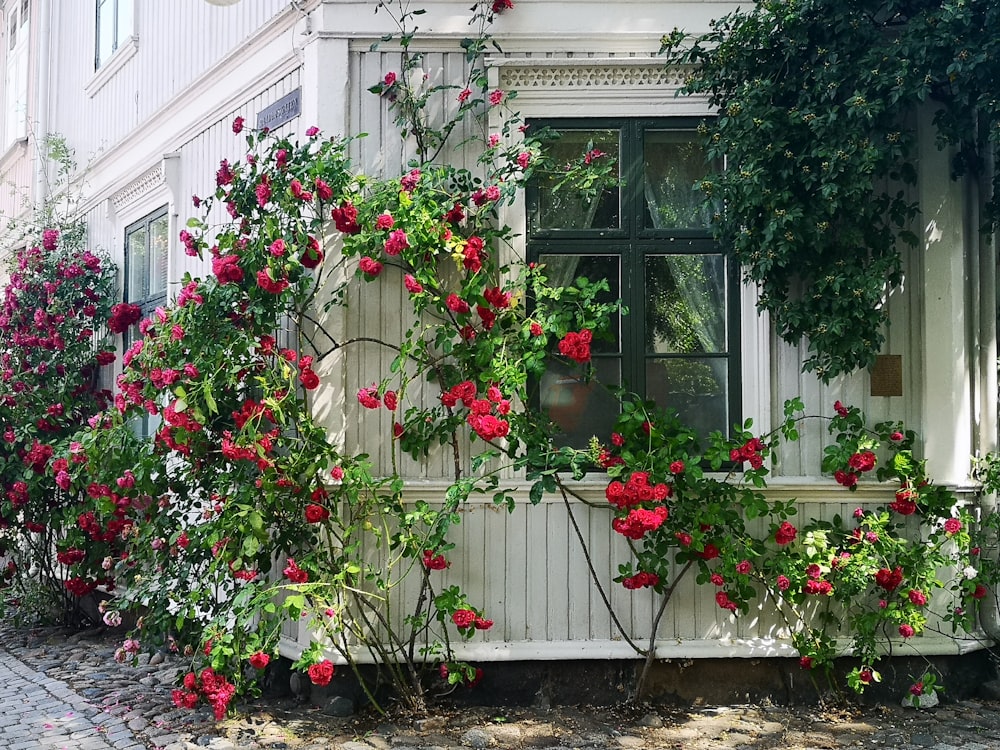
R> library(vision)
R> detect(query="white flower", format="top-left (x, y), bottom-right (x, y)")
top-left (963, 565), bottom-right (978, 580)
top-left (103, 611), bottom-right (122, 628)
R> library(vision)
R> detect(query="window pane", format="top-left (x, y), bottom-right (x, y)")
top-left (149, 214), bottom-right (169, 296)
top-left (97, 0), bottom-right (114, 66)
top-left (538, 253), bottom-right (620, 352)
top-left (127, 225), bottom-right (148, 300)
top-left (646, 357), bottom-right (729, 437)
top-left (645, 254), bottom-right (726, 354)
top-left (530, 129), bottom-right (620, 232)
top-left (541, 358), bottom-right (620, 448)
top-left (643, 130), bottom-right (718, 229)
top-left (117, 0), bottom-right (134, 44)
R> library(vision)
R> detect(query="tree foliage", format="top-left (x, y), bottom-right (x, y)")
top-left (661, 0), bottom-right (1000, 379)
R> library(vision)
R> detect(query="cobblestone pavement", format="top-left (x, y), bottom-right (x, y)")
top-left (5, 623), bottom-right (1000, 749)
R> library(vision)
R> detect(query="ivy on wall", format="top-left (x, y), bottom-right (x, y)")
top-left (661, 0), bottom-right (1000, 380)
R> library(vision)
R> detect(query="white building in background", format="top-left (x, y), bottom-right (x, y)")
top-left (2, 0), bottom-right (995, 689)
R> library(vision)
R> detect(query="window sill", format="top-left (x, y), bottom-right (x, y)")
top-left (85, 35), bottom-right (139, 98)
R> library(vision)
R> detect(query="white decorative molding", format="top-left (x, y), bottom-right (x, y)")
top-left (85, 35), bottom-right (139, 99)
top-left (498, 61), bottom-right (690, 91)
top-left (110, 163), bottom-right (165, 213)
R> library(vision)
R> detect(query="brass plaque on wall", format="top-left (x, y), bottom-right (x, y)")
top-left (870, 354), bottom-right (903, 397)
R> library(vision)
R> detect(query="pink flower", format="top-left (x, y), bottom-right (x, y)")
top-left (446, 294), bottom-right (470, 314)
top-left (283, 558), bottom-right (309, 583)
top-left (944, 517), bottom-right (962, 535)
top-left (383, 71), bottom-right (397, 87)
top-left (909, 681), bottom-right (924, 696)
top-left (384, 229), bottom-right (409, 256)
top-left (375, 213), bottom-right (395, 230)
top-left (908, 589), bottom-right (928, 607)
top-left (735, 560), bottom-right (752, 575)
top-left (357, 386), bottom-right (380, 410)
top-left (232, 116), bottom-right (245, 134)
top-left (776, 575), bottom-right (791, 591)
top-left (489, 89), bottom-right (505, 106)
top-left (358, 257), bottom-right (383, 277)
top-left (669, 460), bottom-right (685, 475)
top-left (458, 88), bottom-right (471, 103)
top-left (898, 623), bottom-right (915, 638)
top-left (452, 609), bottom-right (476, 629)
top-left (834, 400), bottom-right (849, 417)
top-left (404, 274), bottom-right (423, 294)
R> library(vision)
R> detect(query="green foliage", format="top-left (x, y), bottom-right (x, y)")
top-left (660, 0), bottom-right (1000, 379)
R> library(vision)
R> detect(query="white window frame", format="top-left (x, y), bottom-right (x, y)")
top-left (95, 0), bottom-right (134, 70)
top-left (3, 0), bottom-right (29, 148)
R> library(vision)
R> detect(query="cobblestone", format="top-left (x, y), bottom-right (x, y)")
top-left (5, 623), bottom-right (1000, 748)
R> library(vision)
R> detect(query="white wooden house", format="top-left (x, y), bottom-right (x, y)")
top-left (6, 0), bottom-right (997, 688)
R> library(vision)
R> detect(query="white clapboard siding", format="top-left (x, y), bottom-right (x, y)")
top-left (48, 2), bottom-right (289, 164)
top-left (279, 483), bottom-right (983, 663)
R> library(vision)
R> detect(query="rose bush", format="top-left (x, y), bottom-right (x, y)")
top-left (0, 227), bottom-right (118, 620)
top-left (3, 0), bottom-right (995, 718)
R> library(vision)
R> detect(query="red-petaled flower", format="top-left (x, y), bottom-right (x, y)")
top-left (491, 0), bottom-right (513, 12)
top-left (422, 550), bottom-right (448, 570)
top-left (283, 558), bottom-right (309, 583)
top-left (249, 652), bottom-right (270, 670)
top-left (452, 609), bottom-right (476, 629)
top-left (232, 116), bottom-right (245, 134)
top-left (305, 504), bottom-right (330, 524)
top-left (558, 329), bottom-right (592, 364)
top-left (307, 660), bottom-right (335, 686)
top-left (774, 521), bottom-right (797, 545)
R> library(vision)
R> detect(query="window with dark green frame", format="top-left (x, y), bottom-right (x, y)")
top-left (527, 119), bottom-right (740, 448)
top-left (124, 206), bottom-right (168, 437)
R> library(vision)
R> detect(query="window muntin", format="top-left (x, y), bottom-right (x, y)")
top-left (95, 0), bottom-right (133, 69)
top-left (528, 119), bottom-right (739, 447)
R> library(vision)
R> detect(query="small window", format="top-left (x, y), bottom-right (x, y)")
top-left (3, 0), bottom-right (29, 145)
top-left (527, 119), bottom-right (739, 448)
top-left (95, 0), bottom-right (133, 69)
top-left (124, 206), bottom-right (168, 436)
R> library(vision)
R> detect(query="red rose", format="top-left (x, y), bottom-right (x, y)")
top-left (307, 659), bottom-right (335, 686)
top-left (875, 567), bottom-right (903, 591)
top-left (249, 652), bottom-right (270, 670)
top-left (299, 368), bottom-right (320, 390)
top-left (452, 609), bottom-right (476, 629)
top-left (305, 504), bottom-right (329, 524)
top-left (774, 521), bottom-right (797, 545)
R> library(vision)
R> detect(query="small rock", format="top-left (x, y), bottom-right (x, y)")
top-left (323, 695), bottom-right (356, 717)
top-left (461, 728), bottom-right (495, 748)
top-left (415, 717), bottom-right (447, 731)
top-left (902, 690), bottom-right (940, 709)
top-left (637, 712), bottom-right (662, 728)
top-left (615, 737), bottom-right (645, 748)
top-left (980, 680), bottom-right (1000, 701)
top-left (150, 652), bottom-right (166, 666)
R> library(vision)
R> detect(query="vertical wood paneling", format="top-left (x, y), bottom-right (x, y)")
top-left (49, 1), bottom-right (289, 163)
